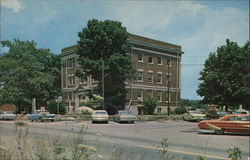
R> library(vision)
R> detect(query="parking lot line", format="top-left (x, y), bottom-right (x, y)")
top-left (136, 145), bottom-right (230, 160)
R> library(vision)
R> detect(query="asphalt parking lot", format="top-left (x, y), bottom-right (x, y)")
top-left (0, 120), bottom-right (249, 160)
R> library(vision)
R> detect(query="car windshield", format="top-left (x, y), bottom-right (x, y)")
top-left (226, 115), bottom-right (250, 121)
top-left (2, 111), bottom-right (14, 114)
top-left (95, 112), bottom-right (107, 115)
top-left (119, 111), bottom-right (132, 115)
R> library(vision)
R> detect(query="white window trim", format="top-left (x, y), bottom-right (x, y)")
top-left (166, 59), bottom-right (172, 67)
top-left (157, 91), bottom-right (162, 102)
top-left (157, 73), bottom-right (163, 84)
top-left (147, 90), bottom-right (153, 99)
top-left (137, 53), bottom-right (143, 62)
top-left (147, 72), bottom-right (153, 83)
top-left (166, 92), bottom-right (171, 102)
top-left (137, 90), bottom-right (143, 101)
top-left (157, 56), bottom-right (162, 65)
top-left (148, 55), bottom-right (153, 64)
top-left (137, 71), bottom-right (144, 82)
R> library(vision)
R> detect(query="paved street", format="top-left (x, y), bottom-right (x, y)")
top-left (0, 120), bottom-right (249, 160)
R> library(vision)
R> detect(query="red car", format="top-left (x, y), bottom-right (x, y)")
top-left (198, 114), bottom-right (250, 134)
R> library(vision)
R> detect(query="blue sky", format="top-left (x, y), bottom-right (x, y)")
top-left (1, 0), bottom-right (249, 100)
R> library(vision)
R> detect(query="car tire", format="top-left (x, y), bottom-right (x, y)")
top-left (215, 129), bottom-right (224, 135)
top-left (51, 119), bottom-right (54, 122)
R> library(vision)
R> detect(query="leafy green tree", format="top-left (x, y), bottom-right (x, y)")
top-left (143, 98), bottom-right (158, 115)
top-left (0, 39), bottom-right (61, 112)
top-left (46, 100), bottom-right (66, 114)
top-left (77, 19), bottom-right (134, 114)
top-left (197, 39), bottom-right (250, 110)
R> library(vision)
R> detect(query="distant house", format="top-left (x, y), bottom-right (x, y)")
top-left (61, 34), bottom-right (183, 114)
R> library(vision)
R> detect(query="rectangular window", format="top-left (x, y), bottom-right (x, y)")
top-left (166, 59), bottom-right (171, 66)
top-left (147, 72), bottom-right (153, 83)
top-left (157, 56), bottom-right (162, 65)
top-left (67, 58), bottom-right (75, 68)
top-left (137, 89), bottom-right (143, 101)
top-left (157, 91), bottom-right (162, 102)
top-left (137, 53), bottom-right (143, 62)
top-left (68, 92), bottom-right (74, 100)
top-left (166, 92), bottom-right (171, 102)
top-left (157, 73), bottom-right (162, 84)
top-left (148, 55), bottom-right (153, 64)
top-left (68, 74), bottom-right (75, 85)
top-left (137, 71), bottom-right (143, 82)
top-left (157, 108), bottom-right (162, 114)
top-left (147, 90), bottom-right (153, 99)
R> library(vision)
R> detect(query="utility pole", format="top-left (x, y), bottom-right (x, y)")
top-left (167, 60), bottom-right (171, 116)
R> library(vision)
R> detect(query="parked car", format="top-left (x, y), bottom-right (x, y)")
top-left (28, 110), bottom-right (56, 122)
top-left (0, 111), bottom-right (16, 120)
top-left (113, 110), bottom-right (137, 123)
top-left (183, 110), bottom-right (206, 121)
top-left (198, 114), bottom-right (250, 134)
top-left (91, 110), bottom-right (109, 123)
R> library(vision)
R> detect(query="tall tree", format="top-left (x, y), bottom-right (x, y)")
top-left (0, 39), bottom-right (61, 112)
top-left (197, 39), bottom-right (250, 110)
top-left (77, 19), bottom-right (134, 114)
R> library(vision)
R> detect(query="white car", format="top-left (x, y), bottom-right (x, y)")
top-left (113, 110), bottom-right (137, 123)
top-left (91, 110), bottom-right (109, 123)
top-left (0, 111), bottom-right (17, 120)
top-left (183, 110), bottom-right (206, 121)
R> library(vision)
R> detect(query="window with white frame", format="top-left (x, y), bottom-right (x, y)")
top-left (137, 89), bottom-right (143, 101)
top-left (166, 92), bottom-right (171, 102)
top-left (157, 73), bottom-right (162, 84)
top-left (147, 71), bottom-right (153, 83)
top-left (157, 56), bottom-right (162, 65)
top-left (137, 52), bottom-right (143, 62)
top-left (67, 58), bottom-right (75, 68)
top-left (148, 55), bottom-right (153, 64)
top-left (166, 58), bottom-right (171, 66)
top-left (68, 74), bottom-right (75, 85)
top-left (68, 92), bottom-right (75, 100)
top-left (156, 91), bottom-right (162, 102)
top-left (147, 90), bottom-right (153, 99)
top-left (137, 70), bottom-right (143, 82)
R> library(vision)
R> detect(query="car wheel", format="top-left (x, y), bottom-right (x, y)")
top-left (51, 119), bottom-right (54, 122)
top-left (131, 121), bottom-right (134, 124)
top-left (215, 129), bottom-right (224, 135)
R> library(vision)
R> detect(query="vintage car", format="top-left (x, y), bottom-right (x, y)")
top-left (183, 110), bottom-right (206, 121)
top-left (198, 114), bottom-right (250, 134)
top-left (91, 110), bottom-right (109, 123)
top-left (28, 110), bottom-right (56, 122)
top-left (0, 111), bottom-right (16, 120)
top-left (113, 110), bottom-right (137, 123)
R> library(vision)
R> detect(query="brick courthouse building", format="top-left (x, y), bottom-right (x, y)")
top-left (61, 34), bottom-right (183, 114)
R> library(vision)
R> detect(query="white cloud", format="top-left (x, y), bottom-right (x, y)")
top-left (179, 1), bottom-right (206, 15)
top-left (1, 0), bottom-right (23, 12)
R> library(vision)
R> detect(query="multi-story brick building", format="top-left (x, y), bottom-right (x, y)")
top-left (61, 34), bottom-right (183, 114)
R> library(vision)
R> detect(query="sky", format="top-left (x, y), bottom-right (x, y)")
top-left (0, 0), bottom-right (249, 100)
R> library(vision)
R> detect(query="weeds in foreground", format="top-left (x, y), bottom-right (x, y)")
top-left (227, 147), bottom-right (242, 160)
top-left (0, 123), bottom-right (244, 160)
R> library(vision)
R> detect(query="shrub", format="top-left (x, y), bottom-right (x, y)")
top-left (46, 100), bottom-right (66, 114)
top-left (143, 98), bottom-right (157, 115)
top-left (174, 107), bottom-right (186, 114)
